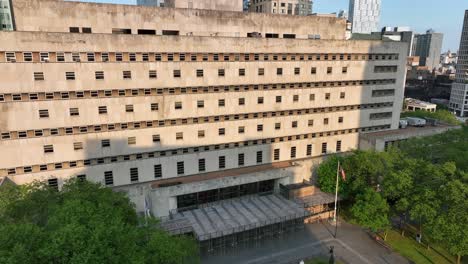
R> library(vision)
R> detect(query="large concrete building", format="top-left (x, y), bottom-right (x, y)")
top-left (249, 0), bottom-right (312, 16)
top-left (349, 0), bottom-right (381, 34)
top-left (412, 29), bottom-right (444, 70)
top-left (0, 0), bottom-right (407, 218)
top-left (0, 0), bottom-right (13, 30)
top-left (450, 10), bottom-right (468, 117)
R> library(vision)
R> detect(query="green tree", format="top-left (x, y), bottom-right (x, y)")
top-left (317, 155), bottom-right (346, 195)
top-left (351, 188), bottom-right (390, 239)
top-left (427, 180), bottom-right (468, 264)
top-left (0, 179), bottom-right (199, 264)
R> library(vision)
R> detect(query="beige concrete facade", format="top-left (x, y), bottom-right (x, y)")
top-left (165, 0), bottom-right (243, 12)
top-left (0, 0), bottom-right (407, 217)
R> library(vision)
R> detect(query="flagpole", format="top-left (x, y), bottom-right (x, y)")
top-left (333, 160), bottom-right (340, 223)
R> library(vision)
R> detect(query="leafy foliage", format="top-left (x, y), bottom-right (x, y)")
top-left (398, 126), bottom-right (468, 172)
top-left (351, 188), bottom-right (390, 232)
top-left (316, 127), bottom-right (468, 261)
top-left (0, 179), bottom-right (199, 264)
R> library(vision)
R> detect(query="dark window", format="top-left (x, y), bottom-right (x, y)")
top-left (327, 67), bottom-right (332, 74)
top-left (82, 27), bottom-right (92, 33)
top-left (274, 149), bottom-right (280, 161)
top-left (130, 168), bottom-right (139, 182)
top-left (276, 96), bottom-right (282, 103)
top-left (104, 171), bottom-right (114, 185)
top-left (48, 178), bottom-right (59, 190)
top-left (306, 144), bottom-right (312, 156)
top-left (256, 151), bottom-right (263, 164)
top-left (196, 69), bottom-right (204, 77)
top-left (238, 153), bottom-right (245, 166)
top-left (218, 69), bottom-right (225, 77)
top-left (218, 99), bottom-right (225, 107)
top-left (336, 141), bottom-right (342, 152)
top-left (69, 27), bottom-right (80, 33)
top-left (290, 147), bottom-right (296, 158)
top-left (219, 156), bottom-right (226, 169)
top-left (198, 159), bottom-right (206, 172)
top-left (239, 68), bottom-right (245, 76)
top-left (101, 139), bottom-right (110, 147)
top-left (154, 165), bottom-right (162, 178)
top-left (162, 30), bottom-right (179, 35)
top-left (112, 28), bottom-right (131, 34)
top-left (277, 68), bottom-right (283, 75)
top-left (283, 34), bottom-right (296, 39)
top-left (321, 142), bottom-right (327, 154)
top-left (138, 29), bottom-right (156, 35)
top-left (177, 161), bottom-right (185, 175)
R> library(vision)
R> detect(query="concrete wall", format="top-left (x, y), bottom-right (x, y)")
top-left (165, 0), bottom-right (243, 12)
top-left (12, 0), bottom-right (344, 40)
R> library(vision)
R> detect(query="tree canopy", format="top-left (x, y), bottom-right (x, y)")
top-left (0, 179), bottom-right (199, 264)
top-left (317, 126), bottom-right (468, 263)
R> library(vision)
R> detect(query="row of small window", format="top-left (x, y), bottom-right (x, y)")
top-left (0, 79), bottom-right (396, 103)
top-left (374, 66), bottom-right (398, 73)
top-left (36, 92), bottom-right (347, 118)
top-left (100, 142), bottom-right (341, 185)
top-left (32, 66), bottom-right (352, 81)
top-left (4, 124), bottom-right (392, 176)
top-left (2, 103), bottom-right (394, 140)
top-left (49, 117), bottom-right (346, 152)
top-left (2, 51), bottom-right (400, 63)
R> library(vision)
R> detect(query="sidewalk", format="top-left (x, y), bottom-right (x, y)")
top-left (201, 219), bottom-right (410, 264)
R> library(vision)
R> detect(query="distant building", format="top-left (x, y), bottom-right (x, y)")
top-left (348, 0), bottom-right (381, 34)
top-left (249, 0), bottom-right (312, 16)
top-left (164, 0), bottom-right (243, 12)
top-left (449, 10), bottom-right (468, 117)
top-left (0, 0), bottom-right (14, 30)
top-left (412, 29), bottom-right (443, 70)
top-left (405, 98), bottom-right (437, 112)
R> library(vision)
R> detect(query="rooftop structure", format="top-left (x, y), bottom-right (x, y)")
top-left (0, 0), bottom-right (407, 221)
top-left (405, 98), bottom-right (437, 112)
top-left (164, 0), bottom-right (243, 12)
top-left (359, 124), bottom-right (461, 152)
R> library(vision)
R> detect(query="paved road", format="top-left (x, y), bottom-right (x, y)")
top-left (202, 219), bottom-right (410, 264)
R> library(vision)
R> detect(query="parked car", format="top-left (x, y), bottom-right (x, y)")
top-left (406, 117), bottom-right (426, 127)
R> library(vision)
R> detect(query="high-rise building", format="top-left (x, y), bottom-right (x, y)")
top-left (0, 0), bottom-right (407, 218)
top-left (249, 0), bottom-right (312, 16)
top-left (449, 10), bottom-right (468, 117)
top-left (0, 0), bottom-right (13, 31)
top-left (348, 0), bottom-right (381, 34)
top-left (412, 29), bottom-right (444, 70)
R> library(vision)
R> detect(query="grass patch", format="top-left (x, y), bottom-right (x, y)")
top-left (384, 229), bottom-right (456, 264)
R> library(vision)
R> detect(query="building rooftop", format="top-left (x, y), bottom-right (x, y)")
top-left (360, 124), bottom-right (460, 142)
top-left (405, 98), bottom-right (437, 108)
top-left (164, 194), bottom-right (308, 241)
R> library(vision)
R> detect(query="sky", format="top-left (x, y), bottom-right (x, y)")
top-left (80, 0), bottom-right (466, 51)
